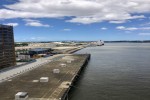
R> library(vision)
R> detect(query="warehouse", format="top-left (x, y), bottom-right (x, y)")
top-left (29, 48), bottom-right (52, 56)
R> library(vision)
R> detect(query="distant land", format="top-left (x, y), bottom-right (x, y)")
top-left (105, 40), bottom-right (150, 43)
top-left (15, 40), bottom-right (150, 43)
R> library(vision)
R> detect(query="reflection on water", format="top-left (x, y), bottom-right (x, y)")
top-left (69, 43), bottom-right (150, 100)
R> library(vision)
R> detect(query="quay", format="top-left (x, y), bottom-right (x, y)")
top-left (0, 54), bottom-right (90, 100)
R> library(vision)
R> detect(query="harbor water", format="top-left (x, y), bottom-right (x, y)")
top-left (69, 43), bottom-right (150, 100)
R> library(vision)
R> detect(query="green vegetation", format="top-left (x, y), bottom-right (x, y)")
top-left (16, 59), bottom-right (34, 62)
top-left (15, 43), bottom-right (28, 47)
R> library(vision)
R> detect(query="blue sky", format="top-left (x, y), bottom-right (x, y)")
top-left (0, 0), bottom-right (150, 42)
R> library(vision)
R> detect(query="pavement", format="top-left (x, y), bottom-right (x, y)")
top-left (0, 54), bottom-right (70, 83)
top-left (0, 54), bottom-right (89, 100)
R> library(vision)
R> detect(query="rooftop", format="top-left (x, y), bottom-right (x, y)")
top-left (0, 24), bottom-right (13, 28)
top-left (29, 48), bottom-right (50, 52)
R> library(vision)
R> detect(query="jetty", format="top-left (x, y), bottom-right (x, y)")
top-left (0, 54), bottom-right (90, 100)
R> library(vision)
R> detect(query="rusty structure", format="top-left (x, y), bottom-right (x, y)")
top-left (0, 25), bottom-right (16, 69)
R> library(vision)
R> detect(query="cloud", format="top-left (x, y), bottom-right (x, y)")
top-left (116, 26), bottom-right (150, 31)
top-left (140, 22), bottom-right (150, 26)
top-left (0, 0), bottom-right (149, 24)
top-left (4, 23), bottom-right (19, 26)
top-left (63, 28), bottom-right (71, 31)
top-left (24, 19), bottom-right (50, 27)
top-left (116, 26), bottom-right (126, 30)
top-left (109, 20), bottom-right (126, 24)
top-left (139, 33), bottom-right (150, 36)
top-left (101, 27), bottom-right (107, 30)
top-left (116, 26), bottom-right (138, 31)
top-left (30, 37), bottom-right (46, 41)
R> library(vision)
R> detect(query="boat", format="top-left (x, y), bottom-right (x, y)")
top-left (97, 40), bottom-right (104, 46)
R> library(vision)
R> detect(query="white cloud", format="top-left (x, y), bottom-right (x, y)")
top-left (63, 28), bottom-right (71, 31)
top-left (109, 20), bottom-right (126, 24)
top-left (4, 23), bottom-right (19, 27)
top-left (101, 27), bottom-right (107, 30)
top-left (125, 27), bottom-right (138, 31)
top-left (141, 27), bottom-right (150, 30)
top-left (116, 26), bottom-right (150, 31)
top-left (139, 33), bottom-right (150, 36)
top-left (31, 37), bottom-right (36, 40)
top-left (140, 22), bottom-right (150, 26)
top-left (116, 26), bottom-right (126, 30)
top-left (0, 0), bottom-right (149, 24)
top-left (30, 37), bottom-right (46, 41)
top-left (24, 19), bottom-right (50, 27)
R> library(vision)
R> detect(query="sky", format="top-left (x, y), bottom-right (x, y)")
top-left (0, 0), bottom-right (150, 42)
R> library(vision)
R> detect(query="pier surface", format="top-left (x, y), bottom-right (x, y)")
top-left (0, 54), bottom-right (90, 100)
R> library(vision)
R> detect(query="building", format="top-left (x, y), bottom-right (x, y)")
top-left (29, 48), bottom-right (52, 56)
top-left (18, 55), bottom-right (31, 60)
top-left (0, 25), bottom-right (16, 69)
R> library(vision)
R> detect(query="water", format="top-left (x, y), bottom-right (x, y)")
top-left (69, 43), bottom-right (150, 100)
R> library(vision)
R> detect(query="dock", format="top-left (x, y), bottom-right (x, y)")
top-left (0, 54), bottom-right (90, 100)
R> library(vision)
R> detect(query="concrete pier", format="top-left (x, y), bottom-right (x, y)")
top-left (0, 54), bottom-right (90, 100)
